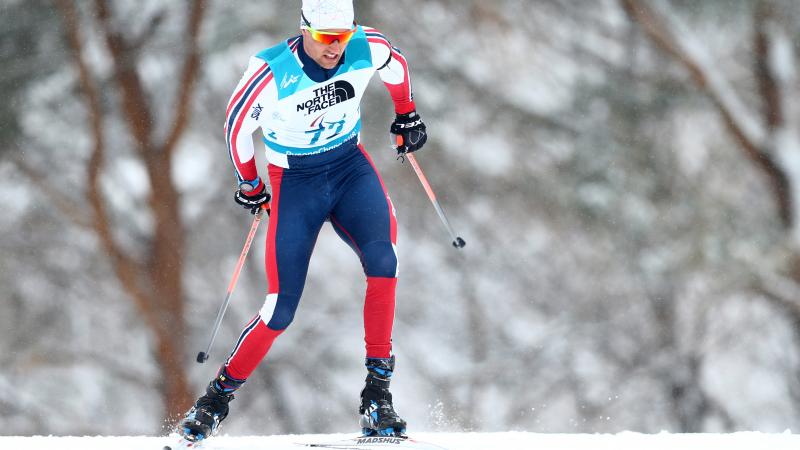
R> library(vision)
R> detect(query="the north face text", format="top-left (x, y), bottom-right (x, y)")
top-left (297, 80), bottom-right (355, 115)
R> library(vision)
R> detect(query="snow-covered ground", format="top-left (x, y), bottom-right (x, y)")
top-left (3, 432), bottom-right (800, 450)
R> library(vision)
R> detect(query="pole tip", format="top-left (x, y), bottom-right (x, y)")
top-left (452, 237), bottom-right (466, 249)
top-left (196, 352), bottom-right (208, 363)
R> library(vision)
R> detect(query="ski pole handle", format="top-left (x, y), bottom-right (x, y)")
top-left (197, 206), bottom-right (266, 363)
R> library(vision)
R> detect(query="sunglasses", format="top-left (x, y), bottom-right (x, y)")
top-left (301, 12), bottom-right (357, 45)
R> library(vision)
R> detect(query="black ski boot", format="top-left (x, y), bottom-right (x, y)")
top-left (180, 369), bottom-right (244, 442)
top-left (359, 355), bottom-right (407, 437)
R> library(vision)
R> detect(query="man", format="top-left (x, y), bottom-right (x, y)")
top-left (179, 0), bottom-right (427, 443)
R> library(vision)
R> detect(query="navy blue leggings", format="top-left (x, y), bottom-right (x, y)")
top-left (264, 142), bottom-right (398, 329)
top-left (224, 142), bottom-right (398, 379)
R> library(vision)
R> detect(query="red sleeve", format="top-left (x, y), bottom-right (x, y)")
top-left (365, 27), bottom-right (417, 115)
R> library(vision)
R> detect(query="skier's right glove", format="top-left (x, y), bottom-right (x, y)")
top-left (234, 180), bottom-right (270, 215)
top-left (390, 111), bottom-right (427, 154)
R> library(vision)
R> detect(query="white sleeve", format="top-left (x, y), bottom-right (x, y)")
top-left (224, 56), bottom-right (274, 184)
top-left (365, 27), bottom-right (416, 113)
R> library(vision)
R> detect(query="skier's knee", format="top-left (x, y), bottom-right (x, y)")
top-left (361, 241), bottom-right (397, 278)
top-left (262, 292), bottom-right (301, 330)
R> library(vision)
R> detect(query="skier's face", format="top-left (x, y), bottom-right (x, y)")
top-left (301, 28), bottom-right (351, 69)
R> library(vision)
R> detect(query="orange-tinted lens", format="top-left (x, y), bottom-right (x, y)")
top-left (306, 27), bottom-right (355, 46)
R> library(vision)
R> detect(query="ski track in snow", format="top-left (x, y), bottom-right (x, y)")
top-left (3, 432), bottom-right (800, 450)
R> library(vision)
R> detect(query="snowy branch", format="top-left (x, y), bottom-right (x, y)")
top-left (163, 0), bottom-right (206, 157)
top-left (620, 0), bottom-right (793, 227)
top-left (93, 0), bottom-right (154, 154)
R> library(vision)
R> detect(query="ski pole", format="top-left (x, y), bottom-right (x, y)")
top-left (404, 151), bottom-right (466, 249)
top-left (197, 206), bottom-right (266, 363)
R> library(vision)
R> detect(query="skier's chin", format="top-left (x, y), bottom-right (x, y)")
top-left (320, 53), bottom-right (341, 68)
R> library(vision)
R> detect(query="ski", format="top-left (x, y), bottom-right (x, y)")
top-left (162, 435), bottom-right (203, 450)
top-left (160, 434), bottom-right (448, 450)
top-left (303, 435), bottom-right (448, 450)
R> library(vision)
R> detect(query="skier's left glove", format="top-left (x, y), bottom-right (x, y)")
top-left (234, 180), bottom-right (270, 215)
top-left (390, 111), bottom-right (427, 154)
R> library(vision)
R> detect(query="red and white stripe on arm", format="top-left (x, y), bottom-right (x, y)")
top-left (224, 56), bottom-right (276, 188)
top-left (364, 27), bottom-right (416, 115)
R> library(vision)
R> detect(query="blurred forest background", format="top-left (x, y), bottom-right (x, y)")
top-left (3, 0), bottom-right (800, 437)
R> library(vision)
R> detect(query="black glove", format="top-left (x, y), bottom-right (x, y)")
top-left (390, 111), bottom-right (427, 154)
top-left (234, 183), bottom-right (270, 215)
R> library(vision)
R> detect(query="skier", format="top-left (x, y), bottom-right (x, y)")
top-left (179, 0), bottom-right (427, 443)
